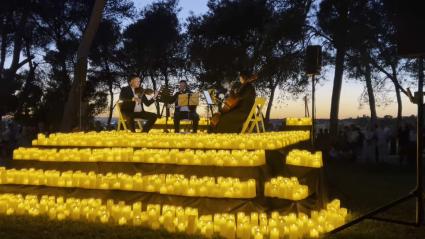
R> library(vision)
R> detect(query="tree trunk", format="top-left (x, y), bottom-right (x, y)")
top-left (107, 80), bottom-right (114, 127)
top-left (394, 83), bottom-right (402, 127)
top-left (61, 0), bottom-right (106, 132)
top-left (9, 10), bottom-right (29, 73)
top-left (0, 29), bottom-right (7, 73)
top-left (265, 80), bottom-right (277, 123)
top-left (102, 59), bottom-right (114, 127)
top-left (364, 62), bottom-right (377, 126)
top-left (329, 46), bottom-right (346, 137)
top-left (16, 44), bottom-right (36, 116)
top-left (390, 65), bottom-right (402, 128)
top-left (163, 70), bottom-right (169, 117)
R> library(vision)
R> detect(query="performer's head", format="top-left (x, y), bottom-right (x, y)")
top-left (239, 70), bottom-right (257, 84)
top-left (128, 74), bottom-right (141, 89)
top-left (179, 80), bottom-right (187, 92)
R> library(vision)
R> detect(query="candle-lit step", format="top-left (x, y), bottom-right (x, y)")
top-left (264, 177), bottom-right (309, 201)
top-left (285, 117), bottom-right (312, 126)
top-left (0, 168), bottom-right (256, 198)
top-left (0, 193), bottom-right (348, 239)
top-left (285, 150), bottom-right (323, 168)
top-left (31, 131), bottom-right (309, 150)
top-left (155, 117), bottom-right (209, 126)
top-left (13, 147), bottom-right (265, 166)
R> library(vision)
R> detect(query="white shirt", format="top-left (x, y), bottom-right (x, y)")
top-left (179, 106), bottom-right (189, 112)
top-left (131, 88), bottom-right (143, 112)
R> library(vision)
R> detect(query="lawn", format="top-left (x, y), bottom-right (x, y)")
top-left (325, 158), bottom-right (425, 239)
top-left (0, 215), bottom-right (207, 239)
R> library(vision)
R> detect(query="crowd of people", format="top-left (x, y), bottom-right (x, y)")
top-left (0, 121), bottom-right (36, 162)
top-left (316, 122), bottom-right (419, 166)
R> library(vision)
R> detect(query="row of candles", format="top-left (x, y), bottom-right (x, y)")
top-left (31, 131), bottom-right (310, 150)
top-left (0, 193), bottom-right (347, 239)
top-left (0, 167), bottom-right (256, 198)
top-left (285, 118), bottom-right (312, 126)
top-left (155, 117), bottom-right (209, 126)
top-left (13, 147), bottom-right (265, 166)
top-left (285, 150), bottom-right (323, 168)
top-left (264, 177), bottom-right (309, 201)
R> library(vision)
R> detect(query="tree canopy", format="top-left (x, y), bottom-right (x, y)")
top-left (0, 0), bottom-right (422, 133)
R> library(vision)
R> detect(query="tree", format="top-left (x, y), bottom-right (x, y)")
top-left (61, 0), bottom-right (107, 131)
top-left (368, 1), bottom-right (413, 127)
top-left (0, 0), bottom-right (33, 120)
top-left (89, 19), bottom-right (125, 126)
top-left (256, 0), bottom-right (312, 122)
top-left (187, 0), bottom-right (311, 122)
top-left (187, 0), bottom-right (271, 86)
top-left (343, 0), bottom-right (381, 126)
top-left (122, 0), bottom-right (183, 115)
top-left (317, 0), bottom-right (358, 136)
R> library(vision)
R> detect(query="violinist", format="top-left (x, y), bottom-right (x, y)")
top-left (119, 74), bottom-right (158, 132)
top-left (210, 70), bottom-right (257, 133)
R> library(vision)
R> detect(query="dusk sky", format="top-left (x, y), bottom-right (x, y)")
top-left (132, 0), bottom-right (418, 119)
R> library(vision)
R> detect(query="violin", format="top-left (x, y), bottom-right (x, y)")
top-left (210, 74), bottom-right (257, 128)
top-left (134, 87), bottom-right (155, 97)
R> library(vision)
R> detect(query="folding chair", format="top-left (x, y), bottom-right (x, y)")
top-left (116, 102), bottom-right (143, 131)
top-left (240, 97), bottom-right (266, 133)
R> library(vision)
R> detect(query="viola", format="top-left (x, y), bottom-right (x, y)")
top-left (134, 87), bottom-right (154, 97)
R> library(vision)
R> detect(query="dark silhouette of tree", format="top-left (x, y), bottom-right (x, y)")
top-left (187, 0), bottom-right (270, 86)
top-left (317, 0), bottom-right (359, 136)
top-left (3, 0), bottom-right (97, 129)
top-left (122, 0), bottom-right (183, 115)
top-left (343, 0), bottom-right (381, 126)
top-left (61, 0), bottom-right (106, 131)
top-left (368, 1), bottom-right (413, 127)
top-left (37, 39), bottom-right (79, 129)
top-left (0, 0), bottom-right (34, 120)
top-left (256, 0), bottom-right (312, 122)
top-left (187, 0), bottom-right (312, 122)
top-left (89, 19), bottom-right (125, 126)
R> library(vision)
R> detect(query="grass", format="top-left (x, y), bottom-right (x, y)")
top-left (0, 156), bottom-right (424, 238)
top-left (0, 215), bottom-right (207, 239)
top-left (325, 158), bottom-right (425, 239)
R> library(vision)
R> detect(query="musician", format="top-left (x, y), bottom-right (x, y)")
top-left (210, 71), bottom-right (256, 133)
top-left (119, 75), bottom-right (158, 132)
top-left (170, 80), bottom-right (200, 133)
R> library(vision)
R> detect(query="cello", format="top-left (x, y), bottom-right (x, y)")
top-left (210, 74), bottom-right (257, 128)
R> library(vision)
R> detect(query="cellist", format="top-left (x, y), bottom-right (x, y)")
top-left (209, 70), bottom-right (257, 133)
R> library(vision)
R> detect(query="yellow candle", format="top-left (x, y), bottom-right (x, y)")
top-left (270, 227), bottom-right (279, 239)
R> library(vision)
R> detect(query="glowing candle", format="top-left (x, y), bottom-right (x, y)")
top-left (270, 227), bottom-right (279, 239)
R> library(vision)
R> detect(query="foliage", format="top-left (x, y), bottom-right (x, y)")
top-left (122, 0), bottom-right (183, 82)
top-left (1, 0), bottom-right (422, 130)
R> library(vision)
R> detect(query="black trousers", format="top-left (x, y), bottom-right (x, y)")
top-left (122, 111), bottom-right (157, 132)
top-left (174, 111), bottom-right (199, 133)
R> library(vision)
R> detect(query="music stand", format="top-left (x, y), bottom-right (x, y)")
top-left (158, 85), bottom-right (173, 133)
top-left (203, 90), bottom-right (215, 116)
top-left (177, 93), bottom-right (199, 132)
top-left (178, 93), bottom-right (199, 107)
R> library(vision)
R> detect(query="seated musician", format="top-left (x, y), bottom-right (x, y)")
top-left (170, 80), bottom-right (200, 133)
top-left (119, 75), bottom-right (158, 132)
top-left (210, 70), bottom-right (256, 133)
